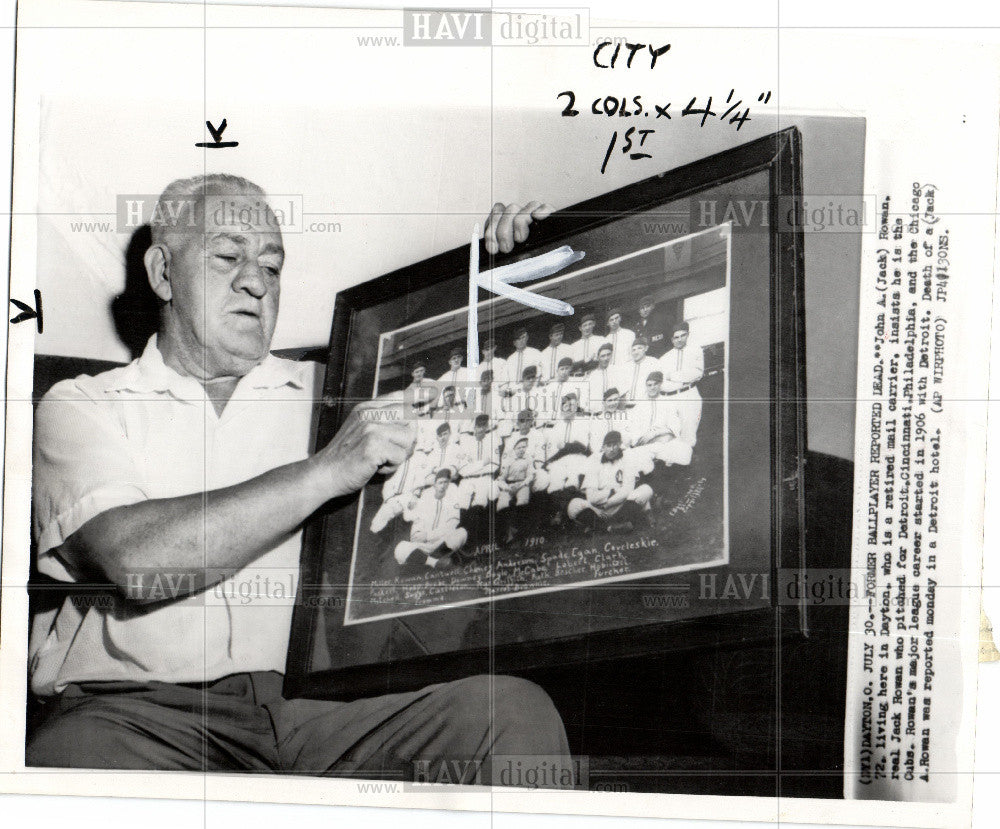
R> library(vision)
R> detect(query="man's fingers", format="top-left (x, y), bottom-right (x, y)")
top-left (484, 202), bottom-right (506, 254)
top-left (528, 201), bottom-right (555, 221)
top-left (495, 203), bottom-right (521, 253)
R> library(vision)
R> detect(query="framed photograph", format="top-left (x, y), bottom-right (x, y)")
top-left (285, 127), bottom-right (806, 700)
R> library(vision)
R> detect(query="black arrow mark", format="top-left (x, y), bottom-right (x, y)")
top-left (10, 289), bottom-right (43, 333)
top-left (195, 118), bottom-right (239, 149)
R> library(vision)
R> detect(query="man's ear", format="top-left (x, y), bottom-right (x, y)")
top-left (144, 244), bottom-right (172, 302)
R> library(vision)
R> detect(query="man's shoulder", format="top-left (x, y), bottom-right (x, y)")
top-left (38, 361), bottom-right (137, 406)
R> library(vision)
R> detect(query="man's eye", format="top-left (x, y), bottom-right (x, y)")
top-left (216, 254), bottom-right (238, 263)
top-left (263, 266), bottom-right (281, 278)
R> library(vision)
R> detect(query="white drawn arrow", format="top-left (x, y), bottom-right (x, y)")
top-left (467, 224), bottom-right (585, 370)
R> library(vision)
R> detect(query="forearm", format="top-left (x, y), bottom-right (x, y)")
top-left (67, 455), bottom-right (332, 601)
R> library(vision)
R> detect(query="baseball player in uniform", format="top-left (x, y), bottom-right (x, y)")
top-left (613, 335), bottom-right (660, 401)
top-left (587, 343), bottom-right (617, 410)
top-left (544, 357), bottom-right (585, 421)
top-left (628, 371), bottom-right (694, 470)
top-left (540, 322), bottom-right (573, 382)
top-left (658, 320), bottom-right (704, 446)
top-left (500, 409), bottom-right (552, 494)
top-left (495, 436), bottom-right (535, 511)
top-left (405, 359), bottom-right (438, 416)
top-left (422, 422), bottom-right (468, 481)
top-left (505, 328), bottom-right (544, 391)
top-left (438, 346), bottom-right (470, 390)
top-left (569, 312), bottom-right (609, 374)
top-left (506, 365), bottom-right (543, 422)
top-left (567, 431), bottom-right (653, 530)
top-left (369, 445), bottom-right (431, 534)
top-left (604, 308), bottom-right (635, 368)
top-left (457, 414), bottom-right (502, 510)
top-left (473, 369), bottom-right (512, 438)
top-left (478, 337), bottom-right (507, 384)
top-left (543, 391), bottom-right (594, 494)
top-left (591, 387), bottom-right (631, 448)
top-left (393, 469), bottom-right (468, 568)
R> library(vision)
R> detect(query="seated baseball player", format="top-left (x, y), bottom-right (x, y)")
top-left (433, 383), bottom-right (468, 417)
top-left (369, 445), bottom-right (431, 534)
top-left (494, 436), bottom-right (535, 542)
top-left (456, 414), bottom-right (502, 545)
top-left (500, 408), bottom-right (553, 495)
top-left (591, 386), bottom-right (631, 447)
top-left (477, 337), bottom-right (507, 384)
top-left (394, 469), bottom-right (469, 568)
top-left (568, 431), bottom-right (654, 531)
top-left (28, 174), bottom-right (569, 778)
top-left (421, 421), bottom-right (467, 481)
top-left (628, 371), bottom-right (694, 471)
top-left (543, 391), bottom-right (594, 495)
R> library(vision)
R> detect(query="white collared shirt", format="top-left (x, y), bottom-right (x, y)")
top-left (30, 336), bottom-right (320, 695)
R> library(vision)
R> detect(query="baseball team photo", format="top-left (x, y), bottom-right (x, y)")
top-left (345, 226), bottom-right (730, 624)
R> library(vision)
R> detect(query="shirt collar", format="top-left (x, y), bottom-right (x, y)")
top-left (111, 335), bottom-right (307, 394)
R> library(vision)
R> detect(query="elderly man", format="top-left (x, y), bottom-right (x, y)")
top-left (28, 174), bottom-right (568, 779)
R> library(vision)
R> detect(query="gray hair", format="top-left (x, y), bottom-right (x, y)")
top-left (149, 173), bottom-right (267, 247)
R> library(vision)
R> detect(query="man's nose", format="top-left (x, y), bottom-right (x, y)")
top-left (233, 262), bottom-right (268, 298)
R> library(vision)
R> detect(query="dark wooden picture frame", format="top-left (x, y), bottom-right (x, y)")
top-left (285, 127), bottom-right (806, 701)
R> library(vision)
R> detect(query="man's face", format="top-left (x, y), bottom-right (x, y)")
top-left (646, 379), bottom-right (662, 398)
top-left (556, 365), bottom-right (570, 382)
top-left (562, 398), bottom-right (578, 416)
top-left (521, 376), bottom-right (536, 392)
top-left (603, 443), bottom-right (624, 462)
top-left (474, 423), bottom-right (488, 439)
top-left (514, 442), bottom-right (527, 458)
top-left (580, 319), bottom-right (595, 337)
top-left (514, 333), bottom-right (528, 351)
top-left (598, 349), bottom-right (612, 368)
top-left (437, 429), bottom-right (451, 447)
top-left (434, 478), bottom-right (448, 497)
top-left (163, 193), bottom-right (284, 378)
top-left (449, 354), bottom-right (462, 370)
top-left (631, 343), bottom-right (648, 362)
top-left (549, 330), bottom-right (564, 346)
top-left (604, 393), bottom-right (621, 412)
top-left (517, 419), bottom-right (532, 434)
top-left (412, 366), bottom-right (426, 383)
top-left (482, 346), bottom-right (496, 361)
top-left (672, 331), bottom-right (689, 349)
top-left (608, 313), bottom-right (621, 330)
top-left (639, 303), bottom-right (653, 319)
top-left (443, 389), bottom-right (456, 407)
top-left (480, 373), bottom-right (492, 391)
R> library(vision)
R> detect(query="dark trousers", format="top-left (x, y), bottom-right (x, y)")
top-left (26, 672), bottom-right (570, 784)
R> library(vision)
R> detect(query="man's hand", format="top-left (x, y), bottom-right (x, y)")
top-left (484, 201), bottom-right (555, 254)
top-left (311, 394), bottom-right (417, 500)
